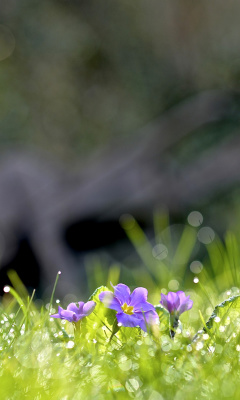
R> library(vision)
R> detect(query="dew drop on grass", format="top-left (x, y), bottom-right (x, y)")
top-left (184, 371), bottom-right (193, 381)
top-left (219, 326), bottom-right (225, 332)
top-left (109, 379), bottom-right (124, 393)
top-left (197, 227), bottom-right (215, 244)
top-left (119, 358), bottom-right (132, 371)
top-left (209, 346), bottom-right (215, 353)
top-left (188, 211), bottom-right (203, 227)
top-left (132, 362), bottom-right (139, 370)
top-left (161, 341), bottom-right (172, 352)
top-left (66, 341), bottom-right (75, 349)
top-left (125, 378), bottom-right (139, 392)
top-left (152, 244), bottom-right (168, 260)
top-left (168, 280), bottom-right (179, 291)
top-left (196, 342), bottom-right (203, 351)
top-left (190, 260), bottom-right (203, 274)
top-left (203, 334), bottom-right (209, 340)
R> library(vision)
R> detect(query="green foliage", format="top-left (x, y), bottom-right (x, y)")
top-left (2, 221), bottom-right (240, 399)
top-left (206, 294), bottom-right (240, 331)
top-left (81, 285), bottom-right (117, 345)
top-left (194, 294), bottom-right (240, 346)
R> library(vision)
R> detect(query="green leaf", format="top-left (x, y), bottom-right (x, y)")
top-left (205, 294), bottom-right (240, 332)
top-left (80, 286), bottom-right (117, 345)
top-left (194, 295), bottom-right (240, 345)
top-left (88, 285), bottom-right (116, 326)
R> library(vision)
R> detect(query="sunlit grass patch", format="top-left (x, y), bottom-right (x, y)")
top-left (1, 214), bottom-right (240, 399)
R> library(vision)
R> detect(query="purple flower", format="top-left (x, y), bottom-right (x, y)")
top-left (160, 291), bottom-right (193, 316)
top-left (99, 283), bottom-right (159, 332)
top-left (51, 301), bottom-right (96, 323)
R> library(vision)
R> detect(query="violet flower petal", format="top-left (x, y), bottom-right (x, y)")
top-left (82, 301), bottom-right (96, 316)
top-left (99, 291), bottom-right (122, 312)
top-left (160, 294), bottom-right (169, 310)
top-left (60, 310), bottom-right (76, 322)
top-left (176, 291), bottom-right (186, 300)
top-left (51, 313), bottom-right (61, 319)
top-left (144, 310), bottom-right (160, 324)
top-left (178, 298), bottom-right (193, 315)
top-left (167, 292), bottom-right (180, 313)
top-left (112, 283), bottom-right (131, 305)
top-left (134, 310), bottom-right (159, 329)
top-left (130, 287), bottom-right (148, 307)
top-left (116, 312), bottom-right (145, 329)
top-left (67, 302), bottom-right (84, 314)
top-left (77, 302), bottom-right (85, 313)
top-left (52, 305), bottom-right (64, 318)
top-left (133, 301), bottom-right (156, 312)
top-left (176, 291), bottom-right (193, 314)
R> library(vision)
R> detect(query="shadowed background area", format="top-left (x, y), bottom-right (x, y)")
top-left (0, 1), bottom-right (240, 298)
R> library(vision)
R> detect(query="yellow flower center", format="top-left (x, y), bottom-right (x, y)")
top-left (121, 303), bottom-right (134, 315)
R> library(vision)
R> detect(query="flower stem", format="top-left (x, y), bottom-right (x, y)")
top-left (170, 314), bottom-right (179, 339)
top-left (74, 320), bottom-right (82, 341)
top-left (109, 318), bottom-right (120, 343)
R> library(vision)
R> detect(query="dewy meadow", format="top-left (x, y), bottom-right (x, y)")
top-left (1, 212), bottom-right (240, 400)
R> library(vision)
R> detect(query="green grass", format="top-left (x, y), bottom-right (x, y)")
top-left (1, 214), bottom-right (240, 399)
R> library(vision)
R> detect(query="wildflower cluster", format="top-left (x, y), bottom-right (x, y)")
top-left (51, 301), bottom-right (96, 322)
top-left (51, 283), bottom-right (193, 338)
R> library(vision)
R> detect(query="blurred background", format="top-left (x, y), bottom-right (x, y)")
top-left (1, 1), bottom-right (240, 300)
